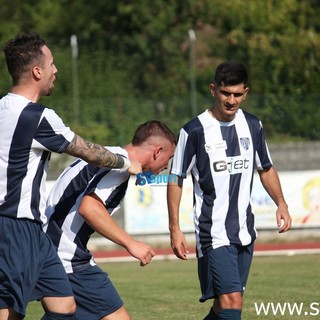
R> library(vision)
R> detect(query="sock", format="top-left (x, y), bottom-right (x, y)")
top-left (217, 308), bottom-right (241, 320)
top-left (41, 311), bottom-right (75, 320)
top-left (203, 307), bottom-right (218, 320)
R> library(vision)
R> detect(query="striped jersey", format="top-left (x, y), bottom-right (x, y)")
top-left (171, 109), bottom-right (273, 258)
top-left (44, 146), bottom-right (129, 273)
top-left (0, 93), bottom-right (74, 223)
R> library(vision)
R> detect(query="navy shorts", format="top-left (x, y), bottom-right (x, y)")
top-left (68, 265), bottom-right (123, 320)
top-left (197, 243), bottom-right (254, 302)
top-left (0, 217), bottom-right (73, 317)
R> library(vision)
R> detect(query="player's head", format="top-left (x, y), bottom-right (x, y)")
top-left (132, 120), bottom-right (177, 174)
top-left (214, 61), bottom-right (249, 88)
top-left (132, 120), bottom-right (176, 146)
top-left (4, 33), bottom-right (57, 96)
top-left (4, 34), bottom-right (45, 85)
top-left (209, 61), bottom-right (250, 121)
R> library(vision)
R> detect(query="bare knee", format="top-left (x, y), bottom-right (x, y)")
top-left (219, 292), bottom-right (243, 310)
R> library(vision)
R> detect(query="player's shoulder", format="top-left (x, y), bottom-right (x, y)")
top-left (182, 110), bottom-right (208, 134)
top-left (104, 146), bottom-right (127, 158)
top-left (240, 109), bottom-right (261, 124)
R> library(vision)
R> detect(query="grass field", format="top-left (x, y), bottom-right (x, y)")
top-left (25, 254), bottom-right (320, 319)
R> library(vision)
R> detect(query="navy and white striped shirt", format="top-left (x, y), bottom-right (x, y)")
top-left (44, 147), bottom-right (129, 273)
top-left (0, 93), bottom-right (74, 223)
top-left (171, 109), bottom-right (273, 258)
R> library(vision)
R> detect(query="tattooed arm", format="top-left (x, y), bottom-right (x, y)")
top-left (65, 134), bottom-right (142, 174)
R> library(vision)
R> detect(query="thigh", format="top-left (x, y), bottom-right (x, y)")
top-left (41, 296), bottom-right (76, 315)
top-left (0, 217), bottom-right (41, 318)
top-left (31, 232), bottom-right (73, 301)
top-left (68, 265), bottom-right (123, 320)
top-left (238, 242), bottom-right (254, 292)
top-left (198, 245), bottom-right (243, 302)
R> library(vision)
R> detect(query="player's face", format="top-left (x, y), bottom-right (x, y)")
top-left (209, 82), bottom-right (249, 122)
top-left (39, 45), bottom-right (58, 96)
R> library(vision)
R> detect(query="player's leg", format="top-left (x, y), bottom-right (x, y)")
top-left (198, 253), bottom-right (219, 320)
top-left (198, 246), bottom-right (244, 320)
top-left (238, 242), bottom-right (254, 299)
top-left (218, 291), bottom-right (242, 309)
top-left (68, 265), bottom-right (130, 320)
top-left (0, 308), bottom-right (21, 320)
top-left (41, 297), bottom-right (76, 319)
top-left (216, 308), bottom-right (242, 320)
top-left (216, 243), bottom-right (254, 320)
top-left (203, 306), bottom-right (217, 320)
top-left (101, 305), bottom-right (132, 320)
top-left (0, 217), bottom-right (48, 319)
top-left (31, 233), bottom-right (76, 319)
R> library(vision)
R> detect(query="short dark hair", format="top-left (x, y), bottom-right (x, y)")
top-left (4, 33), bottom-right (45, 84)
top-left (214, 61), bottom-right (248, 87)
top-left (132, 120), bottom-right (177, 146)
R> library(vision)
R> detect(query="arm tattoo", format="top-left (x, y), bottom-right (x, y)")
top-left (66, 135), bottom-right (125, 168)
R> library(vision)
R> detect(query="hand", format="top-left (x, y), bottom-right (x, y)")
top-left (126, 239), bottom-right (156, 267)
top-left (170, 227), bottom-right (189, 260)
top-left (276, 203), bottom-right (292, 233)
top-left (127, 160), bottom-right (142, 175)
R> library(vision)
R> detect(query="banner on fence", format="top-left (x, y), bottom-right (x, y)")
top-left (123, 170), bottom-right (320, 234)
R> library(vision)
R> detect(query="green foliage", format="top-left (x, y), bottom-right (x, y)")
top-left (0, 0), bottom-right (320, 142)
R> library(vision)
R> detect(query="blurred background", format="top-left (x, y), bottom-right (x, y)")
top-left (2, 0), bottom-right (320, 242)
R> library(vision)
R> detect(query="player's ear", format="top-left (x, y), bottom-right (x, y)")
top-left (243, 86), bottom-right (250, 100)
top-left (209, 83), bottom-right (215, 96)
top-left (153, 146), bottom-right (163, 160)
top-left (32, 66), bottom-right (42, 80)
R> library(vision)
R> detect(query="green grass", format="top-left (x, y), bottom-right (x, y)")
top-left (25, 254), bottom-right (320, 319)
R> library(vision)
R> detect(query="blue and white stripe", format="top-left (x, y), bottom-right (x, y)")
top-left (171, 109), bottom-right (272, 258)
top-left (0, 93), bottom-right (74, 223)
top-left (44, 147), bottom-right (130, 273)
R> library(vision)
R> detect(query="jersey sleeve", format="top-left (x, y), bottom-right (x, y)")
top-left (32, 108), bottom-right (75, 153)
top-left (255, 120), bottom-right (273, 171)
top-left (170, 128), bottom-right (196, 178)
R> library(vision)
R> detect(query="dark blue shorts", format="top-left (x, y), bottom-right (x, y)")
top-left (197, 243), bottom-right (254, 302)
top-left (68, 265), bottom-right (123, 320)
top-left (0, 216), bottom-right (73, 317)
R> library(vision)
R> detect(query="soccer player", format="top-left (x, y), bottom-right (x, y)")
top-left (0, 33), bottom-right (141, 320)
top-left (44, 120), bottom-right (176, 320)
top-left (167, 61), bottom-right (292, 320)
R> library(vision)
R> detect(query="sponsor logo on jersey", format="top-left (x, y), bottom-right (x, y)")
top-left (212, 155), bottom-right (251, 175)
top-left (205, 140), bottom-right (227, 152)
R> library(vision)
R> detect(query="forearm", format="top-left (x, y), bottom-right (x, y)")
top-left (167, 179), bottom-right (190, 259)
top-left (259, 167), bottom-right (292, 232)
top-left (259, 167), bottom-right (287, 207)
top-left (83, 208), bottom-right (133, 249)
top-left (95, 217), bottom-right (133, 249)
top-left (66, 134), bottom-right (130, 169)
top-left (167, 180), bottom-right (183, 231)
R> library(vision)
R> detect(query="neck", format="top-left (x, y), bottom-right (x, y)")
top-left (11, 85), bottom-right (40, 103)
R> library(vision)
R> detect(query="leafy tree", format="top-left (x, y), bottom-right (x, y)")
top-left (0, 0), bottom-right (320, 142)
